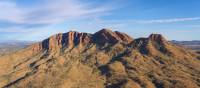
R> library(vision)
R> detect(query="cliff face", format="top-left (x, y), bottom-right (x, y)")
top-left (148, 34), bottom-right (167, 43)
top-left (30, 29), bottom-right (133, 53)
top-left (0, 29), bottom-right (200, 88)
top-left (30, 31), bottom-right (92, 52)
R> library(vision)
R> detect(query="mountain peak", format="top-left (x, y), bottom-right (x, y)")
top-left (98, 28), bottom-right (113, 33)
top-left (92, 29), bottom-right (133, 45)
top-left (148, 33), bottom-right (167, 43)
top-left (30, 29), bottom-right (134, 53)
top-left (1, 29), bottom-right (200, 88)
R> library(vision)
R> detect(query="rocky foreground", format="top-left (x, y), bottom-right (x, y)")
top-left (0, 29), bottom-right (200, 88)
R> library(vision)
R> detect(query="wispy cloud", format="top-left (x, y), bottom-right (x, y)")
top-left (75, 17), bottom-right (200, 30)
top-left (0, 0), bottom-right (114, 28)
top-left (91, 17), bottom-right (200, 25)
top-left (1, 0), bottom-right (200, 41)
top-left (0, 0), bottom-right (122, 41)
top-left (137, 17), bottom-right (200, 24)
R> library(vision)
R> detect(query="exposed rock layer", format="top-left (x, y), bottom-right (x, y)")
top-left (0, 29), bottom-right (199, 88)
top-left (31, 29), bottom-right (133, 53)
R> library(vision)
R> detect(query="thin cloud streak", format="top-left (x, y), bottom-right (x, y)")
top-left (137, 17), bottom-right (200, 24)
top-left (77, 17), bottom-right (200, 30)
top-left (0, 0), bottom-right (114, 28)
top-left (94, 17), bottom-right (200, 24)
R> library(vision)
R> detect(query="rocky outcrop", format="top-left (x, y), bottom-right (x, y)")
top-left (115, 31), bottom-right (133, 43)
top-left (92, 29), bottom-right (133, 45)
top-left (1, 29), bottom-right (200, 88)
top-left (148, 34), bottom-right (167, 44)
top-left (30, 29), bottom-right (133, 53)
top-left (130, 33), bottom-right (195, 59)
top-left (29, 30), bottom-right (194, 60)
top-left (61, 31), bottom-right (91, 48)
top-left (30, 31), bottom-right (92, 52)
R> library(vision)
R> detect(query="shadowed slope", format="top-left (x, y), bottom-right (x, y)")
top-left (92, 29), bottom-right (133, 45)
top-left (0, 29), bottom-right (199, 88)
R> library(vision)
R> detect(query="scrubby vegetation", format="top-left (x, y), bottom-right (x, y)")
top-left (0, 29), bottom-right (200, 88)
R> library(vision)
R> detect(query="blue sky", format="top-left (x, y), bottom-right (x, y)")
top-left (0, 0), bottom-right (200, 41)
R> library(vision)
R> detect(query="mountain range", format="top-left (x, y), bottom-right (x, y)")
top-left (0, 29), bottom-right (199, 88)
top-left (0, 41), bottom-right (33, 56)
top-left (172, 40), bottom-right (200, 51)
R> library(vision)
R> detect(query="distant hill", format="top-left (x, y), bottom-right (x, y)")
top-left (171, 40), bottom-right (200, 51)
top-left (0, 41), bottom-right (33, 56)
top-left (0, 29), bottom-right (199, 88)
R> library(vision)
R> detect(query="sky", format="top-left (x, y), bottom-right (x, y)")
top-left (0, 0), bottom-right (200, 41)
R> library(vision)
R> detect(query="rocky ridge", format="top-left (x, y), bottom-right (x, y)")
top-left (30, 29), bottom-right (133, 53)
top-left (0, 29), bottom-right (199, 88)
